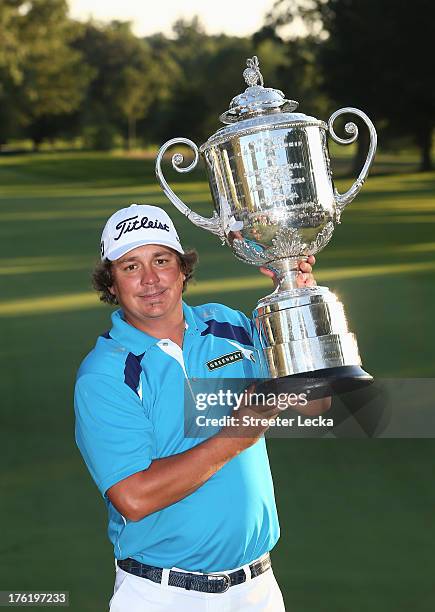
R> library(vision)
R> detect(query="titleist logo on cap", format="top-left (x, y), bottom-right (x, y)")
top-left (114, 215), bottom-right (170, 241)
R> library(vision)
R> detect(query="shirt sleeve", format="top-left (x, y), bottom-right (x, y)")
top-left (74, 372), bottom-right (155, 497)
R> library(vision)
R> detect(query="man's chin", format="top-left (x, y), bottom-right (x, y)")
top-left (142, 307), bottom-right (167, 318)
top-left (142, 295), bottom-right (177, 316)
top-left (140, 301), bottom-right (166, 313)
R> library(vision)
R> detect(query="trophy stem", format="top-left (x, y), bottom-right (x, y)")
top-left (267, 258), bottom-right (307, 292)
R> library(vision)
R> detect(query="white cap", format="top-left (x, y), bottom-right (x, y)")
top-left (100, 204), bottom-right (184, 261)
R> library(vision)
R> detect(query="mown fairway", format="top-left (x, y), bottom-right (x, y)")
top-left (1, 152), bottom-right (434, 611)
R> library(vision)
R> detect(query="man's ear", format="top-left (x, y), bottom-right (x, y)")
top-left (109, 285), bottom-right (116, 297)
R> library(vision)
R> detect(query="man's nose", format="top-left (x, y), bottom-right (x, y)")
top-left (140, 265), bottom-right (159, 285)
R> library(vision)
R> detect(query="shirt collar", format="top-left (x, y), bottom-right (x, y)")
top-left (109, 302), bottom-right (206, 355)
top-left (183, 301), bottom-right (204, 336)
top-left (109, 309), bottom-right (158, 355)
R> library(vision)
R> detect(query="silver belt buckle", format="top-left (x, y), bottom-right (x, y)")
top-left (208, 572), bottom-right (231, 593)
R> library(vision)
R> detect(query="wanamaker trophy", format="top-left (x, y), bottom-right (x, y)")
top-left (155, 56), bottom-right (377, 396)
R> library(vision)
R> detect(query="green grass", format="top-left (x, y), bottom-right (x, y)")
top-left (0, 150), bottom-right (435, 611)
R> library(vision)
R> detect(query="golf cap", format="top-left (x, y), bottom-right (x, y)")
top-left (100, 204), bottom-right (184, 261)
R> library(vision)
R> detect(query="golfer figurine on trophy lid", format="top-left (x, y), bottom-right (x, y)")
top-left (156, 56), bottom-right (377, 397)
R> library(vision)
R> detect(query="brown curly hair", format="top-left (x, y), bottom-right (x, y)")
top-left (92, 249), bottom-right (198, 305)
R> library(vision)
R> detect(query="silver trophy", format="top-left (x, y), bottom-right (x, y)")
top-left (156, 56), bottom-right (377, 395)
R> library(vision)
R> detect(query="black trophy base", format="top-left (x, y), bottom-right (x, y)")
top-left (255, 365), bottom-right (374, 400)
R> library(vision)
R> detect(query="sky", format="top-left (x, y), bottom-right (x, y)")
top-left (68, 0), bottom-right (275, 38)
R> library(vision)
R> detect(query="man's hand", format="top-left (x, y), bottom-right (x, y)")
top-left (260, 255), bottom-right (317, 288)
top-left (218, 384), bottom-right (331, 440)
top-left (218, 384), bottom-right (285, 441)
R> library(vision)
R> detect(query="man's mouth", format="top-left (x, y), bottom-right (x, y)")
top-left (139, 288), bottom-right (167, 300)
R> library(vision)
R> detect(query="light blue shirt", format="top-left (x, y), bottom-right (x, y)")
top-left (74, 302), bottom-right (279, 572)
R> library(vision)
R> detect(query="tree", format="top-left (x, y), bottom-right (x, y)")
top-left (254, 33), bottom-right (330, 121)
top-left (252, 13), bottom-right (331, 143)
top-left (73, 21), bottom-right (165, 150)
top-left (152, 17), bottom-right (218, 144)
top-left (200, 36), bottom-right (255, 137)
top-left (0, 0), bottom-right (93, 148)
top-left (150, 18), bottom-right (290, 144)
top-left (268, 0), bottom-right (435, 171)
top-left (0, 1), bottom-right (29, 142)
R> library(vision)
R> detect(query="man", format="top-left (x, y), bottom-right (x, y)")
top-left (74, 203), bottom-right (319, 611)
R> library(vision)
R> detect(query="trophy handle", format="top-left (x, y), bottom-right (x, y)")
top-left (155, 138), bottom-right (224, 237)
top-left (328, 107), bottom-right (377, 219)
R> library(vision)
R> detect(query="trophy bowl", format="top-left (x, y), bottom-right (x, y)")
top-left (155, 56), bottom-right (377, 397)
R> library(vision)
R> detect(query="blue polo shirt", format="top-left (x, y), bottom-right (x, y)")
top-left (74, 302), bottom-right (279, 572)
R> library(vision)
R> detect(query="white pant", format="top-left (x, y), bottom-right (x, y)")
top-left (109, 558), bottom-right (286, 611)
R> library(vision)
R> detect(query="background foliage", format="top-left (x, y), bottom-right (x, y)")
top-left (0, 0), bottom-right (433, 168)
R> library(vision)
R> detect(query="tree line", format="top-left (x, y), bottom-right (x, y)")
top-left (0, 0), bottom-right (433, 170)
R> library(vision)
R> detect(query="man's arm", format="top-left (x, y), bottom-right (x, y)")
top-left (107, 386), bottom-right (330, 523)
top-left (107, 415), bottom-right (267, 522)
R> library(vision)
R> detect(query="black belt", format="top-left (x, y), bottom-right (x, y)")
top-left (117, 553), bottom-right (271, 594)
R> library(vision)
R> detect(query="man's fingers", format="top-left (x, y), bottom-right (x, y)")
top-left (298, 261), bottom-right (312, 273)
top-left (297, 256), bottom-right (316, 287)
top-left (298, 256), bottom-right (315, 273)
top-left (260, 260), bottom-right (316, 288)
top-left (296, 272), bottom-right (317, 287)
top-left (296, 273), bottom-right (306, 287)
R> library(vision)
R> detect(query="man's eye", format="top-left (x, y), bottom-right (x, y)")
top-left (156, 258), bottom-right (169, 265)
top-left (124, 264), bottom-right (137, 271)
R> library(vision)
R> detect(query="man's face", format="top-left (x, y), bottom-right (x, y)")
top-left (109, 244), bottom-right (185, 331)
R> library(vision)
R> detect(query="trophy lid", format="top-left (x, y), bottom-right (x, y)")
top-left (219, 56), bottom-right (299, 124)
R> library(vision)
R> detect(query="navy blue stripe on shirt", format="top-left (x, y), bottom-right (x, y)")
top-left (201, 319), bottom-right (253, 347)
top-left (100, 331), bottom-right (112, 339)
top-left (124, 352), bottom-right (145, 396)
